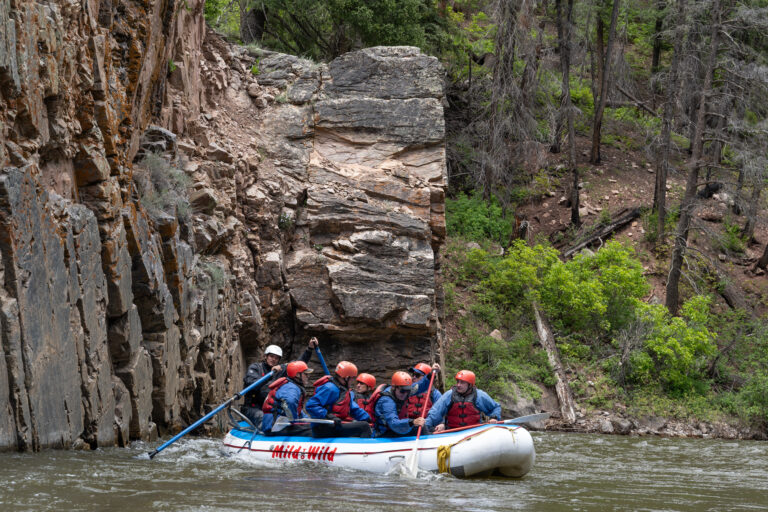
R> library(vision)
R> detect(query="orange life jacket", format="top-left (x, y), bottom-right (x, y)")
top-left (262, 377), bottom-right (305, 416)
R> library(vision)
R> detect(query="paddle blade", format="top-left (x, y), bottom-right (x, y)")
top-left (503, 412), bottom-right (551, 425)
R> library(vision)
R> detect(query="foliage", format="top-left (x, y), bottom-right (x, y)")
top-left (445, 192), bottom-right (516, 244)
top-left (718, 220), bottom-right (747, 254)
top-left (629, 296), bottom-right (717, 395)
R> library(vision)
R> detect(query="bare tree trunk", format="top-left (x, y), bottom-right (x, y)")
top-left (666, 0), bottom-right (721, 315)
top-left (754, 243), bottom-right (768, 271)
top-left (742, 185), bottom-right (760, 242)
top-left (556, 0), bottom-right (580, 226)
top-left (653, 0), bottom-right (687, 240)
top-left (590, 0), bottom-right (621, 164)
top-left (651, 0), bottom-right (665, 74)
top-left (533, 304), bottom-right (576, 424)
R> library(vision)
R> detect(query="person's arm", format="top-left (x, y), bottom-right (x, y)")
top-left (431, 388), bottom-right (442, 403)
top-left (477, 390), bottom-right (502, 420)
top-left (299, 337), bottom-right (319, 363)
top-left (349, 394), bottom-right (371, 422)
top-left (243, 362), bottom-right (264, 385)
top-left (305, 383), bottom-right (334, 419)
top-left (375, 397), bottom-right (413, 434)
top-left (426, 391), bottom-right (451, 429)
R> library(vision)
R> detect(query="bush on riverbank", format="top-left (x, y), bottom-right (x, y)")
top-left (443, 196), bottom-right (767, 429)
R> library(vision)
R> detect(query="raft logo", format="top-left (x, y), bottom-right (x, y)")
top-left (270, 444), bottom-right (338, 462)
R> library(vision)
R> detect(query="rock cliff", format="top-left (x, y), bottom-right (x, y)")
top-left (0, 0), bottom-right (445, 450)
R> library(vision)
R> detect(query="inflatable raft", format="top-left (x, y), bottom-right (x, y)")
top-left (222, 422), bottom-right (535, 478)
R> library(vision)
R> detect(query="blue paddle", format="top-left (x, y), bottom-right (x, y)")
top-left (148, 370), bottom-right (274, 459)
top-left (314, 346), bottom-right (331, 375)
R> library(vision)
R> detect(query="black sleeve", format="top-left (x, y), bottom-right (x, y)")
top-left (243, 362), bottom-right (265, 386)
top-left (299, 348), bottom-right (314, 364)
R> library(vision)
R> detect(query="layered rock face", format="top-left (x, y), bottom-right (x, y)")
top-left (0, 0), bottom-right (445, 451)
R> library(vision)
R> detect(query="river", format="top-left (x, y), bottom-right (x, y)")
top-left (0, 431), bottom-right (766, 511)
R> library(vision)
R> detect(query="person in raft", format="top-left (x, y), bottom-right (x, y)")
top-left (240, 337), bottom-right (318, 425)
top-left (373, 363), bottom-right (441, 437)
top-left (306, 361), bottom-right (373, 438)
top-left (404, 362), bottom-right (442, 420)
top-left (354, 373), bottom-right (378, 410)
top-left (426, 370), bottom-right (501, 432)
top-left (261, 360), bottom-right (314, 436)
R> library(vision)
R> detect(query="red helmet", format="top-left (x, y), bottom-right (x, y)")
top-left (287, 361), bottom-right (310, 378)
top-left (357, 373), bottom-right (376, 388)
top-left (391, 371), bottom-right (413, 387)
top-left (335, 361), bottom-right (358, 378)
top-left (412, 362), bottom-right (432, 376)
top-left (455, 370), bottom-right (476, 386)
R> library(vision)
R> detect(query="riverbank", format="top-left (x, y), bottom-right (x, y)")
top-left (543, 412), bottom-right (767, 441)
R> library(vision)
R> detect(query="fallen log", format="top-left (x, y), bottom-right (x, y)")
top-left (533, 303), bottom-right (576, 424)
top-left (563, 207), bottom-right (641, 259)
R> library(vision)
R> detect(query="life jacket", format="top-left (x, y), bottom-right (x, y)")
top-left (262, 377), bottom-right (305, 417)
top-left (313, 375), bottom-right (352, 420)
top-left (374, 387), bottom-right (410, 424)
top-left (355, 392), bottom-right (372, 410)
top-left (445, 387), bottom-right (482, 429)
top-left (361, 384), bottom-right (387, 423)
top-left (405, 387), bottom-right (435, 419)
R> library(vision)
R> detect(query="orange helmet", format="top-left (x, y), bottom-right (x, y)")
top-left (357, 373), bottom-right (376, 388)
top-left (391, 371), bottom-right (413, 387)
top-left (412, 363), bottom-right (432, 376)
top-left (335, 361), bottom-right (358, 378)
top-left (287, 361), bottom-right (310, 378)
top-left (455, 370), bottom-right (476, 386)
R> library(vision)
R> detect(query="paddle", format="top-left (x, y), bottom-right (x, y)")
top-left (148, 370), bottom-right (275, 459)
top-left (314, 346), bottom-right (331, 376)
top-left (503, 412), bottom-right (550, 425)
top-left (404, 369), bottom-right (437, 477)
top-left (272, 416), bottom-right (335, 432)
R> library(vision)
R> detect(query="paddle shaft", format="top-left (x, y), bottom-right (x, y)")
top-left (148, 370), bottom-right (274, 459)
top-left (406, 369), bottom-right (437, 474)
top-left (314, 347), bottom-right (330, 376)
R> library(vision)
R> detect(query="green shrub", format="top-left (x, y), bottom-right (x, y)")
top-left (631, 296), bottom-right (716, 395)
top-left (446, 192), bottom-right (516, 244)
top-left (719, 221), bottom-right (746, 254)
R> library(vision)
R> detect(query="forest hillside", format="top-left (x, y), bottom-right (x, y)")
top-left (206, 0), bottom-right (768, 437)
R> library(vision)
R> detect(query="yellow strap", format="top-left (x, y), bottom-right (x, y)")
top-left (437, 444), bottom-right (451, 474)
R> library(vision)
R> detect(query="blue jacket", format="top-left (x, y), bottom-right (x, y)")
top-left (374, 376), bottom-right (433, 436)
top-left (306, 380), bottom-right (370, 422)
top-left (260, 379), bottom-right (306, 432)
top-left (426, 388), bottom-right (502, 430)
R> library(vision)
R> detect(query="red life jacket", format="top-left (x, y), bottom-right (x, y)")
top-left (445, 387), bottom-right (482, 429)
top-left (313, 375), bottom-right (352, 420)
top-left (262, 377), bottom-right (305, 415)
top-left (361, 384), bottom-right (387, 423)
top-left (405, 388), bottom-right (435, 419)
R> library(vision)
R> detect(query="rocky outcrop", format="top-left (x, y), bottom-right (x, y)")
top-left (0, 0), bottom-right (446, 450)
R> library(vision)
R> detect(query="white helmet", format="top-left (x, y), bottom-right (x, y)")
top-left (264, 345), bottom-right (283, 358)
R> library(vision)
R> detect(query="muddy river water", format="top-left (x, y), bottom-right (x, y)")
top-left (0, 431), bottom-right (766, 511)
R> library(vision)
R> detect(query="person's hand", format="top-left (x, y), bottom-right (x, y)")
top-left (432, 363), bottom-right (441, 372)
top-left (308, 337), bottom-right (319, 349)
top-left (434, 423), bottom-right (445, 433)
top-left (488, 418), bottom-right (499, 424)
top-left (326, 413), bottom-right (342, 426)
top-left (413, 417), bottom-right (426, 427)
top-left (271, 364), bottom-right (282, 373)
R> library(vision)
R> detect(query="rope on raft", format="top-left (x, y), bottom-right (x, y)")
top-left (436, 425), bottom-right (520, 475)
